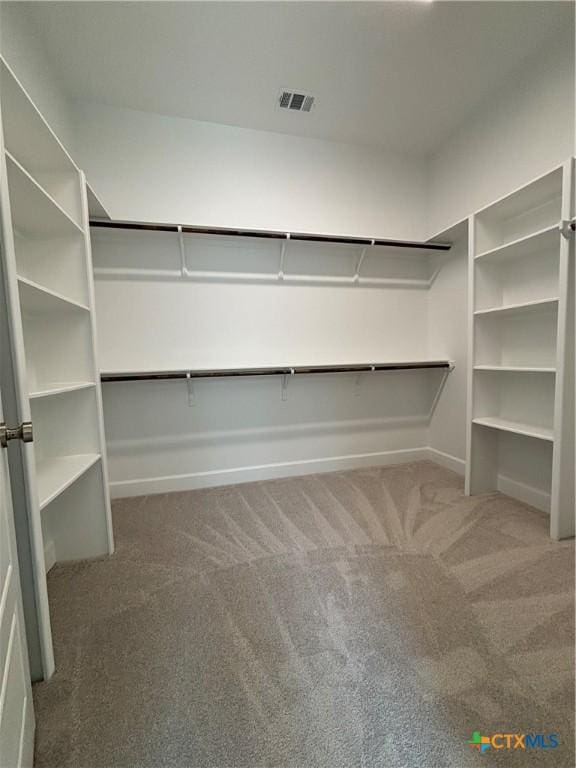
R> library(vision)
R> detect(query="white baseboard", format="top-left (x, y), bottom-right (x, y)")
top-left (425, 447), bottom-right (466, 476)
top-left (425, 447), bottom-right (550, 513)
top-left (497, 474), bottom-right (550, 514)
top-left (109, 447), bottom-right (429, 498)
top-left (109, 446), bottom-right (551, 514)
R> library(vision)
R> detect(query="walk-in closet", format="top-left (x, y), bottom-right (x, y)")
top-left (0, 3), bottom-right (574, 767)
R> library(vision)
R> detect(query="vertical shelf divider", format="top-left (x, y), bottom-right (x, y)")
top-left (79, 172), bottom-right (114, 552)
top-left (550, 158), bottom-right (575, 539)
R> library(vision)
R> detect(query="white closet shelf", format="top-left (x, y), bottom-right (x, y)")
top-left (5, 152), bottom-right (83, 238)
top-left (475, 166), bottom-right (563, 223)
top-left (37, 453), bottom-right (101, 510)
top-left (474, 365), bottom-right (556, 374)
top-left (29, 382), bottom-right (95, 399)
top-left (474, 297), bottom-right (558, 318)
top-left (91, 219), bottom-right (453, 288)
top-left (90, 219), bottom-right (453, 252)
top-left (474, 223), bottom-right (560, 262)
top-left (472, 416), bottom-right (554, 442)
top-left (18, 276), bottom-right (90, 314)
top-left (1, 57), bottom-right (77, 176)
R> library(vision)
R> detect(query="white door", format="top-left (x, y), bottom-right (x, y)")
top-left (0, 388), bottom-right (35, 768)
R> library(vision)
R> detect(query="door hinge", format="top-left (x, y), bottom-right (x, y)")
top-left (0, 421), bottom-right (33, 448)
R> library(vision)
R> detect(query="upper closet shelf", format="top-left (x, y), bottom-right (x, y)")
top-left (475, 223), bottom-right (560, 262)
top-left (475, 166), bottom-right (563, 221)
top-left (6, 153), bottom-right (83, 238)
top-left (90, 219), bottom-right (452, 251)
top-left (475, 166), bottom-right (563, 252)
top-left (0, 57), bottom-right (76, 177)
top-left (91, 219), bottom-right (456, 288)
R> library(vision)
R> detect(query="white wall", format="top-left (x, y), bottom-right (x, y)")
top-left (102, 373), bottom-right (437, 497)
top-left (0, 3), bottom-right (76, 154)
top-left (92, 229), bottom-right (433, 372)
top-left (72, 101), bottom-right (427, 240)
top-left (97, 279), bottom-right (429, 372)
top-left (426, 36), bottom-right (574, 237)
top-left (91, 228), bottom-right (442, 495)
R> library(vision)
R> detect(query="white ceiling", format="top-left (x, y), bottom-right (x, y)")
top-left (21, 1), bottom-right (573, 155)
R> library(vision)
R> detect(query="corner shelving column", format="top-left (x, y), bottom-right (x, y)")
top-left (466, 160), bottom-right (575, 539)
top-left (0, 57), bottom-right (113, 678)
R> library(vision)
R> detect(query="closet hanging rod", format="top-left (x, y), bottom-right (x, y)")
top-left (101, 361), bottom-right (453, 383)
top-left (90, 220), bottom-right (452, 251)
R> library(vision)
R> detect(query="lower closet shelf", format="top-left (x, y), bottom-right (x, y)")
top-left (472, 417), bottom-right (554, 442)
top-left (37, 453), bottom-right (101, 510)
top-left (474, 365), bottom-right (556, 373)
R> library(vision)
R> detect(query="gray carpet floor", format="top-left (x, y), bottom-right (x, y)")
top-left (33, 461), bottom-right (574, 768)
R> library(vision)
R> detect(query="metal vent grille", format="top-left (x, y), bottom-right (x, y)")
top-left (278, 90), bottom-right (315, 112)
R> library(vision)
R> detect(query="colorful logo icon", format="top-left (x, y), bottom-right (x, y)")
top-left (469, 732), bottom-right (491, 753)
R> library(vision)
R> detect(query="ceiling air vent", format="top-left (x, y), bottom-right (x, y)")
top-left (278, 90), bottom-right (315, 113)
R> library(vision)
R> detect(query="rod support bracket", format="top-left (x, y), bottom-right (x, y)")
top-left (178, 225), bottom-right (189, 277)
top-left (281, 368), bottom-right (295, 401)
top-left (560, 219), bottom-right (575, 240)
top-left (278, 234), bottom-right (290, 280)
top-left (354, 239), bottom-right (374, 283)
top-left (186, 372), bottom-right (196, 407)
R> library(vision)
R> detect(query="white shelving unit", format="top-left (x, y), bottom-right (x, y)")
top-left (0, 56), bottom-right (113, 679)
top-left (466, 159), bottom-right (575, 539)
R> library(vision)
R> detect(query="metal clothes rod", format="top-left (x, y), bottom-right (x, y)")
top-left (101, 361), bottom-right (453, 383)
top-left (90, 220), bottom-right (452, 252)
